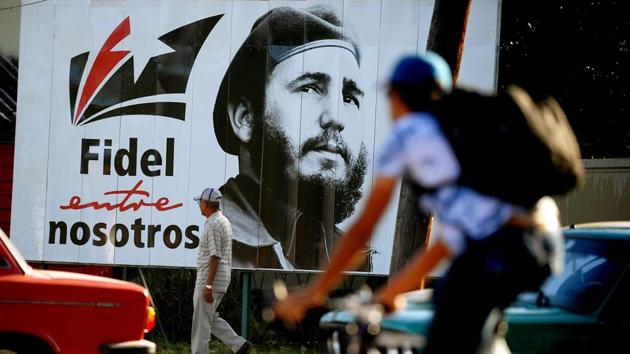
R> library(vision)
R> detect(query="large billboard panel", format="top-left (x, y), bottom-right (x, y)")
top-left (11, 0), bottom-right (500, 273)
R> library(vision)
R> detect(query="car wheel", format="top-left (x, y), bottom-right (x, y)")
top-left (0, 334), bottom-right (54, 354)
top-left (327, 329), bottom-right (358, 354)
top-left (327, 330), bottom-right (344, 354)
top-left (0, 343), bottom-right (53, 354)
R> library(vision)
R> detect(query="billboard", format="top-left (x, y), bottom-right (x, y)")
top-left (11, 0), bottom-right (500, 272)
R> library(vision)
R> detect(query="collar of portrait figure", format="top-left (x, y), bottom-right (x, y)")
top-left (270, 39), bottom-right (360, 67)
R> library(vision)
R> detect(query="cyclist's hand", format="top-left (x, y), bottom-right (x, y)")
top-left (273, 287), bottom-right (324, 324)
top-left (373, 292), bottom-right (398, 314)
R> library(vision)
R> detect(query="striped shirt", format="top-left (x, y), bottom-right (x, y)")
top-left (195, 210), bottom-right (233, 292)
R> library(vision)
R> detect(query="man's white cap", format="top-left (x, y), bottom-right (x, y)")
top-left (193, 188), bottom-right (222, 202)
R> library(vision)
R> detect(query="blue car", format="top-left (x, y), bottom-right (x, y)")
top-left (320, 222), bottom-right (630, 354)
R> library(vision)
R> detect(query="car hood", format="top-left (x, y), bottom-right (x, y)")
top-left (0, 269), bottom-right (147, 305)
top-left (321, 301), bottom-right (591, 336)
top-left (320, 307), bottom-right (434, 335)
top-left (505, 302), bottom-right (594, 324)
top-left (36, 269), bottom-right (129, 285)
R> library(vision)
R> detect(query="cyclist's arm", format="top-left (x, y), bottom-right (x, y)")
top-left (375, 237), bottom-right (450, 310)
top-left (273, 176), bottom-right (397, 322)
top-left (311, 176), bottom-right (398, 298)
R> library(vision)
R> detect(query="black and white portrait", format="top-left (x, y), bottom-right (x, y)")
top-left (213, 6), bottom-right (371, 270)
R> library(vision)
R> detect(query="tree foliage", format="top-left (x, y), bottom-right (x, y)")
top-left (499, 0), bottom-right (630, 159)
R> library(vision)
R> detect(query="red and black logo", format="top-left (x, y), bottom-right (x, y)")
top-left (69, 15), bottom-right (222, 126)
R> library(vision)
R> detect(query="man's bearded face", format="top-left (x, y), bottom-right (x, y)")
top-left (251, 46), bottom-right (369, 222)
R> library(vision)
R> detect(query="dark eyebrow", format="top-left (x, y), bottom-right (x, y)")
top-left (286, 72), bottom-right (331, 90)
top-left (343, 78), bottom-right (364, 97)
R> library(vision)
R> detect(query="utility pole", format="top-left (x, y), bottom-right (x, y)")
top-left (390, 0), bottom-right (472, 275)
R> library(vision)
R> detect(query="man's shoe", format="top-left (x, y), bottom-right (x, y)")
top-left (236, 341), bottom-right (252, 354)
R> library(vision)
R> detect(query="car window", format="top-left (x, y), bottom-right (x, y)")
top-left (0, 256), bottom-right (9, 268)
top-left (0, 231), bottom-right (32, 275)
top-left (539, 238), bottom-right (628, 313)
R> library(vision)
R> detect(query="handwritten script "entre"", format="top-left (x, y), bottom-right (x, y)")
top-left (60, 180), bottom-right (183, 212)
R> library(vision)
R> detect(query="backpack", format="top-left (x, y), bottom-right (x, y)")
top-left (430, 85), bottom-right (585, 208)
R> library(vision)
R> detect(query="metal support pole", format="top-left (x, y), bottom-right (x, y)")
top-left (241, 271), bottom-right (251, 339)
top-left (138, 268), bottom-right (168, 342)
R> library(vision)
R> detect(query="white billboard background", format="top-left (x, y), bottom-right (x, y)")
top-left (11, 0), bottom-right (500, 273)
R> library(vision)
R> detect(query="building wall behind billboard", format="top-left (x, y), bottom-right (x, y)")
top-left (556, 159), bottom-right (630, 226)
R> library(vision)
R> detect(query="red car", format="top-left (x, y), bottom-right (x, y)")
top-left (0, 228), bottom-right (156, 354)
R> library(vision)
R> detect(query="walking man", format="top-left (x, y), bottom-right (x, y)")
top-left (192, 188), bottom-right (251, 354)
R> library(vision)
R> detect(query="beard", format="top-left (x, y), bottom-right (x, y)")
top-left (249, 114), bottom-right (368, 224)
top-left (298, 146), bottom-right (368, 223)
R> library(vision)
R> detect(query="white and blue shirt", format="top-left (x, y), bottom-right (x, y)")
top-left (377, 112), bottom-right (515, 254)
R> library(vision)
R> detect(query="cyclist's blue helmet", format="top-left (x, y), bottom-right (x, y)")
top-left (389, 51), bottom-right (453, 93)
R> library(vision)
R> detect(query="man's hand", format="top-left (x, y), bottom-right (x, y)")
top-left (273, 287), bottom-right (324, 324)
top-left (204, 287), bottom-right (214, 304)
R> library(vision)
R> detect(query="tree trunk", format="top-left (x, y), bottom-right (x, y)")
top-left (389, 0), bottom-right (472, 275)
top-left (427, 0), bottom-right (473, 81)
